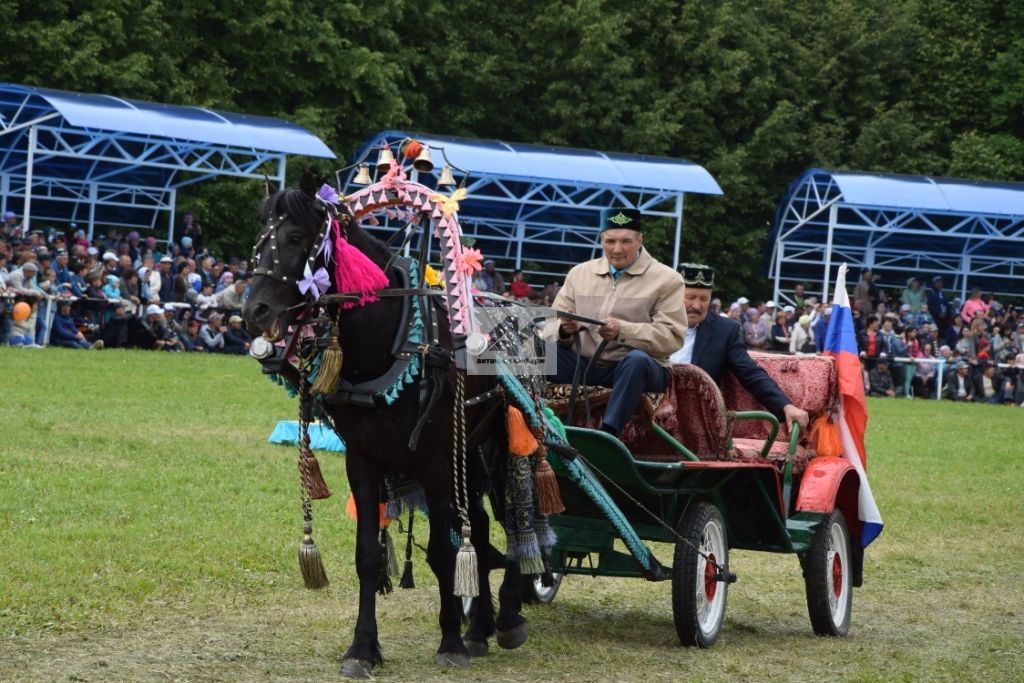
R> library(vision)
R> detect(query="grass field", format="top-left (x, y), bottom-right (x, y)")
top-left (1, 347), bottom-right (1022, 682)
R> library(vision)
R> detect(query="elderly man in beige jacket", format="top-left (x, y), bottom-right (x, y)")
top-left (545, 208), bottom-right (686, 437)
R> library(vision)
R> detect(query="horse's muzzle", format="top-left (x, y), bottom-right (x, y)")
top-left (242, 299), bottom-right (283, 340)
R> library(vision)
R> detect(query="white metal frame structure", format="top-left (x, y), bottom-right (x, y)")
top-left (0, 83), bottom-right (334, 242)
top-left (768, 168), bottom-right (1024, 305)
top-left (342, 131), bottom-right (723, 282)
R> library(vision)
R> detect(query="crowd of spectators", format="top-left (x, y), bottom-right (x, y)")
top-left (0, 211), bottom-right (253, 353)
top-left (5, 211), bottom-right (1022, 407)
top-left (714, 270), bottom-right (1024, 407)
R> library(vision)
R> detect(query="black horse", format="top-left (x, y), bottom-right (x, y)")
top-left (243, 176), bottom-right (528, 678)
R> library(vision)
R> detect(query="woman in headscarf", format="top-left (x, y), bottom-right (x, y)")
top-left (901, 277), bottom-right (924, 312)
top-left (215, 270), bottom-right (234, 294)
top-left (742, 307), bottom-right (768, 350)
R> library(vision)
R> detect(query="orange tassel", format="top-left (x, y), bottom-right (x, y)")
top-left (344, 496), bottom-right (391, 528)
top-left (507, 406), bottom-right (539, 456)
top-left (811, 414), bottom-right (843, 458)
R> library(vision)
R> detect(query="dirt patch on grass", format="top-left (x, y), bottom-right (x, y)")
top-left (0, 607), bottom-right (344, 683)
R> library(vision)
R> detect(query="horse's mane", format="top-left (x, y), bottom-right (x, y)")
top-left (258, 187), bottom-right (324, 234)
top-left (259, 187), bottom-right (392, 269)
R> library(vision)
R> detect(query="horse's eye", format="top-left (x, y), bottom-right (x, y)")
top-left (288, 233), bottom-right (302, 245)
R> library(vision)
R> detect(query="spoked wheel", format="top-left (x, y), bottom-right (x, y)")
top-left (803, 509), bottom-right (852, 636)
top-left (672, 502), bottom-right (729, 647)
top-left (520, 572), bottom-right (563, 604)
top-left (461, 572), bottom-right (564, 616)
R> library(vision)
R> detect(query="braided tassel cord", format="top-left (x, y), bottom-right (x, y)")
top-left (297, 368), bottom-right (328, 589)
top-left (452, 372), bottom-right (479, 598)
top-left (399, 512), bottom-right (416, 589)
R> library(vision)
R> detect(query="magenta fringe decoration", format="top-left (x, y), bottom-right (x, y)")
top-left (332, 220), bottom-right (389, 309)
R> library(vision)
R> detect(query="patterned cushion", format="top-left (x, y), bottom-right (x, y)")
top-left (545, 367), bottom-right (732, 462)
top-left (635, 364), bottom-right (733, 461)
top-left (544, 384), bottom-right (659, 447)
top-left (722, 353), bottom-right (837, 442)
top-left (545, 354), bottom-right (837, 475)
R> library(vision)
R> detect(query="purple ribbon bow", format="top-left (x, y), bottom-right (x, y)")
top-left (298, 263), bottom-right (331, 300)
top-left (317, 183), bottom-right (341, 205)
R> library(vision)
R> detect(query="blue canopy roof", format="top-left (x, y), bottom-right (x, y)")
top-left (825, 170), bottom-right (1024, 217)
top-left (768, 167), bottom-right (1024, 303)
top-left (342, 131), bottom-right (722, 277)
top-left (351, 131), bottom-right (722, 195)
top-left (0, 83), bottom-right (333, 238)
top-left (1, 84), bottom-right (335, 157)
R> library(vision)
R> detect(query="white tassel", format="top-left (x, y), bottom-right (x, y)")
top-left (453, 525), bottom-right (479, 598)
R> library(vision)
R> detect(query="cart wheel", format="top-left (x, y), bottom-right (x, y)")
top-left (521, 572), bottom-right (563, 604)
top-left (463, 572), bottom-right (564, 616)
top-left (803, 509), bottom-right (852, 636)
top-left (672, 502), bottom-right (728, 647)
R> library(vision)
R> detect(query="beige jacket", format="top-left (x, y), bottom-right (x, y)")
top-left (544, 249), bottom-right (687, 367)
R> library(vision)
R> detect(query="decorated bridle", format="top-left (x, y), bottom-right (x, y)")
top-left (250, 196), bottom-right (341, 301)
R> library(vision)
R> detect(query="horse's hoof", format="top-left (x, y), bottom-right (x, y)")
top-left (464, 639), bottom-right (489, 658)
top-left (340, 658), bottom-right (374, 679)
top-left (496, 623), bottom-right (528, 650)
top-left (436, 651), bottom-right (471, 668)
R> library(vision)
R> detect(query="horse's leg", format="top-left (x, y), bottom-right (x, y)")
top-left (495, 558), bottom-right (528, 649)
top-left (485, 445), bottom-right (527, 650)
top-left (425, 491), bottom-right (471, 668)
top-left (340, 459), bottom-right (384, 680)
top-left (462, 490), bottom-right (496, 657)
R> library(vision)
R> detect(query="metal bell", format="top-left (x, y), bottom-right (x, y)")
top-left (375, 146), bottom-right (395, 172)
top-left (413, 146), bottom-right (434, 173)
top-left (353, 164), bottom-right (372, 185)
top-left (437, 165), bottom-right (456, 187)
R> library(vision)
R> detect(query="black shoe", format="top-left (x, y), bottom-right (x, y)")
top-left (600, 423), bottom-right (619, 438)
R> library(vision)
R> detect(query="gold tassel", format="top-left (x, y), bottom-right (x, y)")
top-left (534, 448), bottom-right (565, 515)
top-left (453, 525), bottom-right (479, 598)
top-left (507, 406), bottom-right (539, 456)
top-left (298, 447), bottom-right (331, 500)
top-left (311, 324), bottom-right (343, 396)
top-left (299, 522), bottom-right (329, 589)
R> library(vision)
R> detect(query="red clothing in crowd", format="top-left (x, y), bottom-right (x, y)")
top-left (509, 280), bottom-right (532, 299)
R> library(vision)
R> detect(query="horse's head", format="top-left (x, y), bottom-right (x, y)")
top-left (243, 175), bottom-right (331, 339)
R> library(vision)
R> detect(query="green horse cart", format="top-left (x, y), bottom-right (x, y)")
top-left (528, 357), bottom-right (864, 647)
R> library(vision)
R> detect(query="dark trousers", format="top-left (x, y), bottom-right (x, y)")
top-left (52, 338), bottom-right (91, 349)
top-left (0, 313), bottom-right (11, 345)
top-left (552, 346), bottom-right (669, 434)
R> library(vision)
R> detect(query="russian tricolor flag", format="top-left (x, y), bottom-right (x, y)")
top-left (823, 264), bottom-right (883, 548)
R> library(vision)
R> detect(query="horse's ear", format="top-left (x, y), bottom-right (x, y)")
top-left (299, 169), bottom-right (318, 198)
top-left (263, 175), bottom-right (278, 198)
